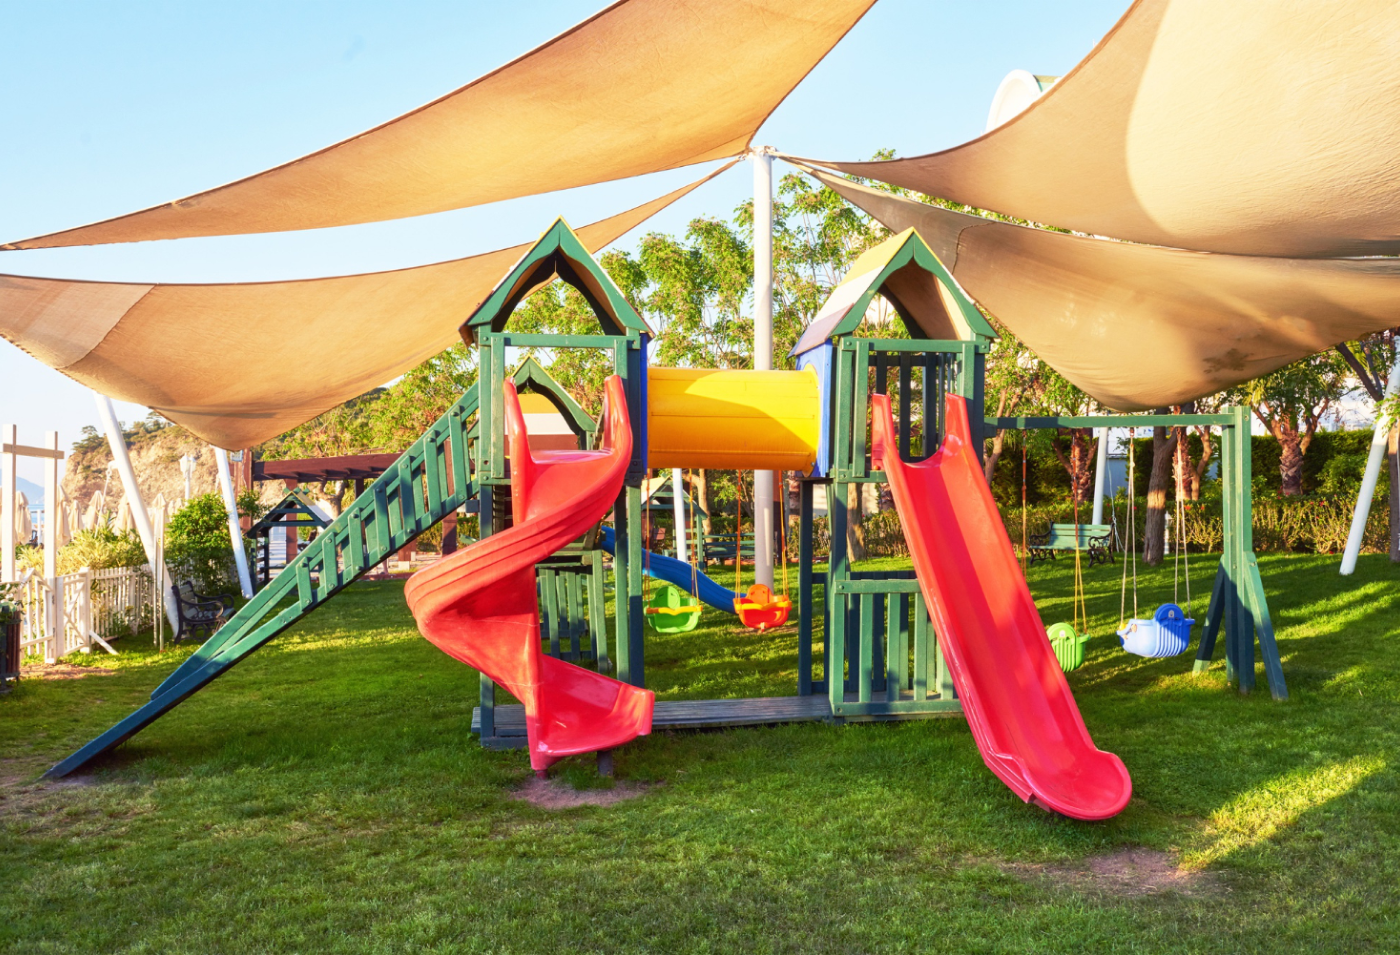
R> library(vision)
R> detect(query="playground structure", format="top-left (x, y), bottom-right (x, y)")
top-left (44, 220), bottom-right (1285, 822)
top-left (16, 0), bottom-right (1390, 825)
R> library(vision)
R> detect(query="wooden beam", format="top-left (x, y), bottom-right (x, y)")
top-left (1, 443), bottom-right (63, 460)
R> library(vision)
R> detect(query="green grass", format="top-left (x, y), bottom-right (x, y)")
top-left (2, 553), bottom-right (1398, 953)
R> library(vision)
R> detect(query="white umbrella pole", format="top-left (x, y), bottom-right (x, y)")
top-left (1091, 427), bottom-right (1109, 526)
top-left (752, 145), bottom-right (775, 589)
top-left (1341, 354), bottom-right (1400, 574)
top-left (94, 393), bottom-right (179, 626)
top-left (214, 447), bottom-right (255, 598)
top-left (671, 468), bottom-right (688, 564)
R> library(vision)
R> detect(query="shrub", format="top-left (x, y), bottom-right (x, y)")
top-left (57, 528), bottom-right (147, 574)
top-left (166, 493), bottom-right (251, 593)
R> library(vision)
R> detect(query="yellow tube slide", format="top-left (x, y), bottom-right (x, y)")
top-left (647, 367), bottom-right (819, 471)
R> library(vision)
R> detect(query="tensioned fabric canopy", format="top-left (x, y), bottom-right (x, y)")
top-left (804, 167), bottom-right (1400, 411)
top-left (2, 0), bottom-right (874, 250)
top-left (0, 173), bottom-right (719, 449)
top-left (807, 0), bottom-right (1400, 258)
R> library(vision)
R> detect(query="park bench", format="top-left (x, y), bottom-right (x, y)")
top-left (1027, 523), bottom-right (1113, 568)
top-left (170, 579), bottom-right (235, 644)
top-left (701, 532), bottom-right (754, 566)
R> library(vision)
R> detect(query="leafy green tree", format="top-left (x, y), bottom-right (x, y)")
top-left (367, 343), bottom-right (477, 452)
top-left (165, 493), bottom-right (255, 593)
top-left (1233, 352), bottom-right (1351, 497)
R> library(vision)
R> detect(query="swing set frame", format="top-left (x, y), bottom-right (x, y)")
top-left (989, 407), bottom-right (1287, 700)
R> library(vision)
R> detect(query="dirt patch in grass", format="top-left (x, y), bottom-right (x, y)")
top-left (1014, 849), bottom-right (1218, 898)
top-left (510, 776), bottom-right (654, 809)
top-left (19, 665), bottom-right (118, 680)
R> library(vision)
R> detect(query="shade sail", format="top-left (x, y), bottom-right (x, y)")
top-left (807, 169), bottom-right (1400, 410)
top-left (810, 0), bottom-right (1400, 258)
top-left (3, 0), bottom-right (874, 251)
top-left (0, 172), bottom-right (721, 449)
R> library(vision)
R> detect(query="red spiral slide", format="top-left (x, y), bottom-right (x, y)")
top-left (872, 393), bottom-right (1131, 820)
top-left (405, 376), bottom-right (653, 771)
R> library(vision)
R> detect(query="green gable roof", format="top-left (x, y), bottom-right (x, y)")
top-left (460, 217), bottom-right (651, 344)
top-left (790, 228), bottom-right (996, 356)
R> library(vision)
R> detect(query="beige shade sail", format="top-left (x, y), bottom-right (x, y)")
top-left (808, 0), bottom-right (1400, 258)
top-left (808, 169), bottom-right (1400, 411)
top-left (0, 172), bottom-right (723, 449)
top-left (3, 0), bottom-right (873, 250)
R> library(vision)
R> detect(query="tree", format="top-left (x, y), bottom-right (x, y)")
top-left (367, 343), bottom-right (476, 452)
top-left (1235, 353), bottom-right (1351, 496)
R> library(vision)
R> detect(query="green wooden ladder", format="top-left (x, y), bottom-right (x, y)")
top-left (45, 382), bottom-right (482, 778)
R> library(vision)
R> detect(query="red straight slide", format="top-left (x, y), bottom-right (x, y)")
top-left (872, 393), bottom-right (1131, 820)
top-left (405, 376), bottom-right (653, 771)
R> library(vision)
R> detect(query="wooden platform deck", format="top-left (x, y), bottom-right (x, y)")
top-left (472, 694), bottom-right (960, 748)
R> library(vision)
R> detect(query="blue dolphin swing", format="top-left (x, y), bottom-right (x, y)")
top-left (1116, 434), bottom-right (1195, 658)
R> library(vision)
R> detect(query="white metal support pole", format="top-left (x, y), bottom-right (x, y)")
top-left (180, 452), bottom-right (196, 503)
top-left (42, 432), bottom-right (58, 581)
top-left (2, 424), bottom-right (15, 583)
top-left (1341, 354), bottom-right (1400, 574)
top-left (43, 432), bottom-right (60, 657)
top-left (95, 393), bottom-right (180, 625)
top-left (752, 145), bottom-right (775, 589)
top-left (671, 468), bottom-right (688, 564)
top-left (214, 447), bottom-right (255, 598)
top-left (1092, 427), bottom-right (1109, 525)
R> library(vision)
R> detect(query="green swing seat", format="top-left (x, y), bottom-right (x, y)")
top-left (644, 584), bottom-right (701, 633)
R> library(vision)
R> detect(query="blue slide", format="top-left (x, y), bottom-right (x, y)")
top-left (598, 526), bottom-right (739, 614)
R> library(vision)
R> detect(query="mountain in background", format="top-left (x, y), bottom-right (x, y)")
top-left (0, 476), bottom-right (45, 506)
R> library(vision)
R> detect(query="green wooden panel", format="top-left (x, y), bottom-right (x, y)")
top-left (858, 594), bottom-right (874, 702)
top-left (853, 340), bottom-right (870, 479)
top-left (833, 579), bottom-right (922, 595)
top-left (888, 593), bottom-right (907, 699)
top-left (828, 592), bottom-right (847, 715)
top-left (540, 568), bottom-right (560, 657)
top-left (913, 592), bottom-right (929, 701)
top-left (835, 699), bottom-right (963, 718)
top-left (295, 561), bottom-right (315, 610)
top-left (1245, 553), bottom-right (1288, 700)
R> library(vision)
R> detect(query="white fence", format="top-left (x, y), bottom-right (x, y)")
top-left (14, 565), bottom-right (152, 662)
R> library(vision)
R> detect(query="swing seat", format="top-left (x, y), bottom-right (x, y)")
top-left (1117, 603), bottom-right (1194, 658)
top-left (733, 584), bottom-right (791, 632)
top-left (645, 585), bottom-right (701, 633)
top-left (1045, 622), bottom-right (1090, 673)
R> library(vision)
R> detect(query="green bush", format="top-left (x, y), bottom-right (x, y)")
top-left (57, 528), bottom-right (147, 574)
top-left (165, 493), bottom-right (251, 593)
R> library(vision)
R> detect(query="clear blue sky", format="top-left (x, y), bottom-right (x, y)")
top-left (0, 0), bottom-right (1127, 482)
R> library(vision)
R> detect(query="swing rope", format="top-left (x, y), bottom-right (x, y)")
top-left (642, 470), bottom-right (651, 603)
top-left (779, 472), bottom-right (790, 600)
top-left (685, 470), bottom-right (701, 603)
top-left (1071, 444), bottom-right (1088, 636)
top-left (1172, 429), bottom-right (1192, 616)
top-left (1020, 436), bottom-right (1029, 572)
top-left (735, 471), bottom-right (744, 594)
top-left (1119, 433), bottom-right (1138, 629)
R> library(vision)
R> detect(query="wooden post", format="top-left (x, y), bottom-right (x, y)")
top-left (477, 485), bottom-right (495, 741)
top-left (626, 484), bottom-right (645, 688)
top-left (236, 448), bottom-right (254, 533)
top-left (441, 511), bottom-right (458, 555)
top-left (827, 479), bottom-right (849, 714)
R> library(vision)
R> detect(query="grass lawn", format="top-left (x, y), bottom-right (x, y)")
top-left (2, 552), bottom-right (1398, 953)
